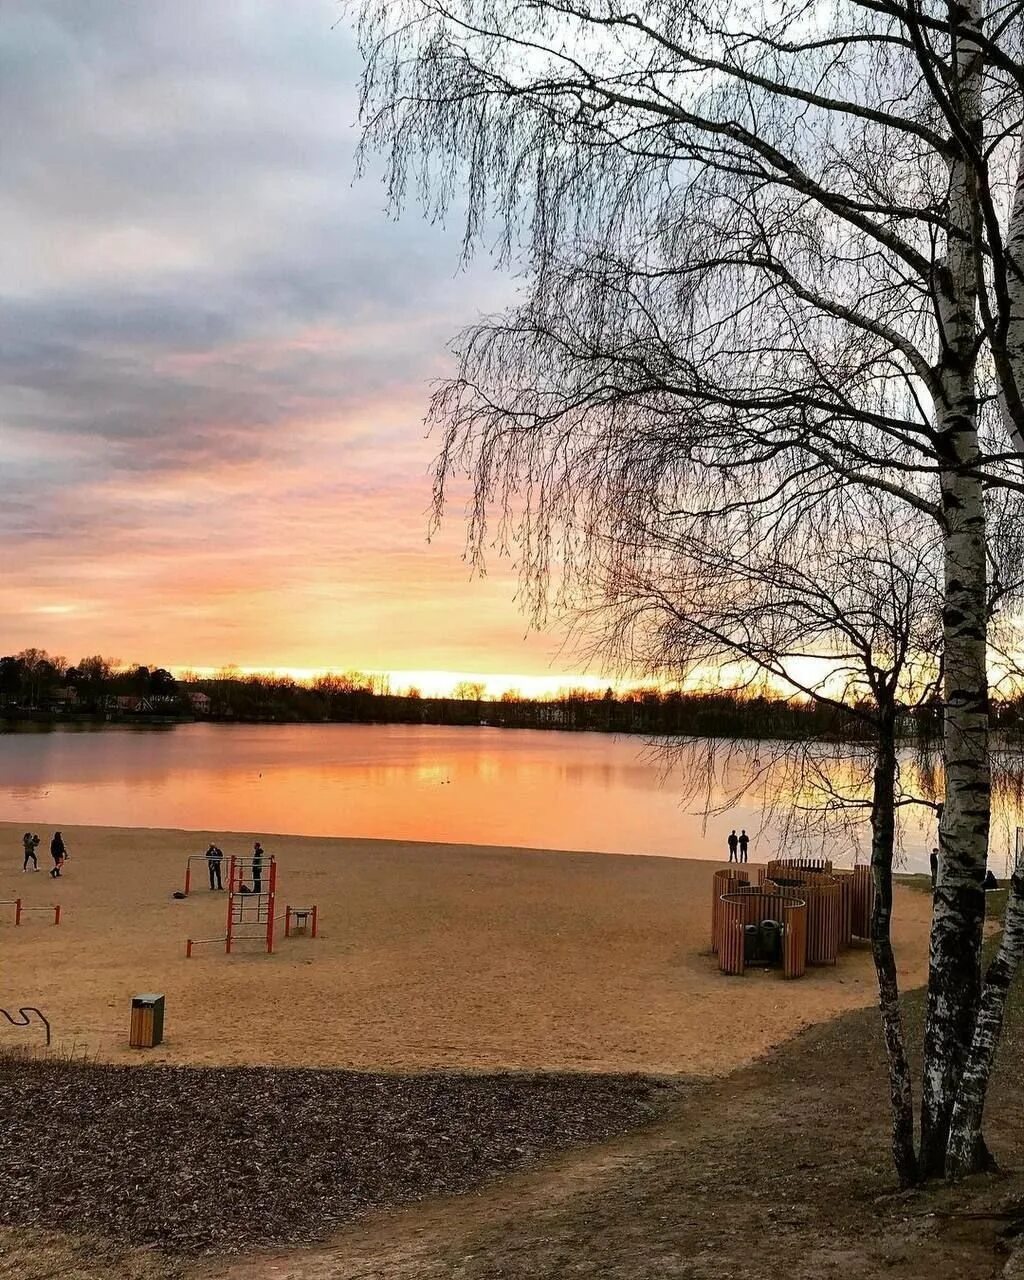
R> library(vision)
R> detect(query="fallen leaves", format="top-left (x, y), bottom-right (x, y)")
top-left (0, 1059), bottom-right (674, 1256)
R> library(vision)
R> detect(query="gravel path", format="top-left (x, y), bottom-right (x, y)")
top-left (0, 1059), bottom-right (676, 1255)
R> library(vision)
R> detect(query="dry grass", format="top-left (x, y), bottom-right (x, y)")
top-left (0, 1227), bottom-right (185, 1280)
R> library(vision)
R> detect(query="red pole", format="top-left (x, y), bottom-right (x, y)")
top-left (186, 938), bottom-right (193, 958)
top-left (225, 855), bottom-right (236, 954)
top-left (184, 859), bottom-right (191, 896)
top-left (311, 905), bottom-right (318, 939)
top-left (265, 857), bottom-right (276, 954)
top-left (53, 905), bottom-right (61, 926)
top-left (15, 899), bottom-right (21, 927)
top-left (285, 906), bottom-right (291, 938)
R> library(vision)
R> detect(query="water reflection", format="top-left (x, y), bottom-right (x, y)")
top-left (0, 722), bottom-right (1016, 874)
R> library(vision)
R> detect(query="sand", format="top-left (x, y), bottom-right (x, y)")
top-left (0, 821), bottom-right (933, 1076)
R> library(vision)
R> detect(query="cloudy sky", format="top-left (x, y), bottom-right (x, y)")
top-left (0, 1), bottom-right (599, 695)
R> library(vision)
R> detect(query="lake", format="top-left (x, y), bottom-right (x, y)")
top-left (0, 721), bottom-right (994, 873)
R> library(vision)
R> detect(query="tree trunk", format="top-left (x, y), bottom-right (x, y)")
top-left (919, 1), bottom-right (990, 1179)
top-left (946, 874), bottom-right (1024, 1177)
top-left (869, 717), bottom-right (918, 1187)
top-left (919, 443), bottom-right (990, 1178)
top-left (999, 139), bottom-right (1024, 452)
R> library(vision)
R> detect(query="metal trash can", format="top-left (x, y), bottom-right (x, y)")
top-left (743, 923), bottom-right (760, 965)
top-left (130, 993), bottom-right (165, 1048)
top-left (759, 919), bottom-right (782, 966)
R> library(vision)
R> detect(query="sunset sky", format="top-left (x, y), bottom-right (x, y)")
top-left (0, 2), bottom-right (597, 696)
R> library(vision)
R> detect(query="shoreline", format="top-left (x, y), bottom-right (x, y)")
top-left (0, 817), bottom-right (803, 868)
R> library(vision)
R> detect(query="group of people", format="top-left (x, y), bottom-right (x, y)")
top-left (21, 830), bottom-right (68, 878)
top-left (726, 829), bottom-right (750, 863)
top-left (204, 840), bottom-right (266, 892)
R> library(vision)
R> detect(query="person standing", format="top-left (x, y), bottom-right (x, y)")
top-left (930, 846), bottom-right (939, 890)
top-left (727, 830), bottom-right (739, 862)
top-left (49, 831), bottom-right (67, 878)
top-left (251, 841), bottom-right (264, 894)
top-left (738, 829), bottom-right (750, 864)
top-left (21, 832), bottom-right (39, 872)
top-left (206, 843), bottom-right (223, 891)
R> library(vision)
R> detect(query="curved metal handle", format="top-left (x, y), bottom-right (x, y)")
top-left (0, 1006), bottom-right (51, 1047)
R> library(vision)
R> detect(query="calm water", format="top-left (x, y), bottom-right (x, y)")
top-left (0, 721), bottom-right (989, 873)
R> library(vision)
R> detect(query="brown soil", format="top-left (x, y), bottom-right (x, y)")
top-left (3, 964), bottom-right (1023, 1280)
top-left (191, 979), bottom-right (1024, 1280)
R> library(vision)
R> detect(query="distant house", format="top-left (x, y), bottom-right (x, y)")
top-left (50, 687), bottom-right (79, 706)
top-left (149, 695), bottom-right (181, 712)
top-left (537, 703), bottom-right (568, 727)
top-left (110, 695), bottom-right (153, 713)
top-left (187, 691), bottom-right (212, 715)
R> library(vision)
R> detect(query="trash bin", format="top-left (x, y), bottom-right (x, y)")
top-left (743, 923), bottom-right (760, 965)
top-left (130, 994), bottom-right (165, 1048)
top-left (759, 919), bottom-right (782, 966)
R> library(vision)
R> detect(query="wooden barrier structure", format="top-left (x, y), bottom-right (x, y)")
top-left (763, 857), bottom-right (833, 881)
top-left (0, 899), bottom-right (61, 927)
top-left (759, 867), bottom-right (842, 964)
top-left (799, 876), bottom-right (841, 965)
top-left (711, 868), bottom-right (750, 952)
top-left (717, 890), bottom-right (807, 979)
top-left (762, 860), bottom-right (872, 939)
top-left (837, 873), bottom-right (854, 948)
top-left (848, 865), bottom-right (874, 938)
top-left (713, 857), bottom-right (875, 979)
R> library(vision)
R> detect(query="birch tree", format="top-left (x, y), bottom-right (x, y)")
top-left (602, 487), bottom-right (945, 1186)
top-left (352, 0), bottom-right (1024, 1176)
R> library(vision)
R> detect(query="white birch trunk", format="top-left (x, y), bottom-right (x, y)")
top-left (919, 0), bottom-right (990, 1180)
top-left (947, 874), bottom-right (1024, 1177)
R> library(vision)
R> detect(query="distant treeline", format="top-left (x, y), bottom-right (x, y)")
top-left (5, 646), bottom-right (1024, 741)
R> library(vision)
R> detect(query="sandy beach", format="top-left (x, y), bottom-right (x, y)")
top-left (0, 822), bottom-right (933, 1075)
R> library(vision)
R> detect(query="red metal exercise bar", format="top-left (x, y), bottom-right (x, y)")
top-left (0, 899), bottom-right (60, 926)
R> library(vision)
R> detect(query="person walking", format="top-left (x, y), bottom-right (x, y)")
top-left (206, 843), bottom-right (224, 891)
top-left (21, 832), bottom-right (39, 872)
top-left (251, 841), bottom-right (264, 894)
top-left (49, 831), bottom-right (67, 878)
top-left (727, 830), bottom-right (739, 863)
top-left (738, 829), bottom-right (750, 864)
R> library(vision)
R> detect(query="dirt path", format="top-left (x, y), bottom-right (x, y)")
top-left (195, 990), bottom-right (1024, 1280)
top-left (195, 1098), bottom-right (699, 1280)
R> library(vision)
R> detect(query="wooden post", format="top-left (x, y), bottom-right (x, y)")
top-left (53, 905), bottom-right (60, 926)
top-left (14, 899), bottom-right (21, 927)
top-left (311, 905), bottom-right (318, 939)
top-left (711, 868), bottom-right (748, 952)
